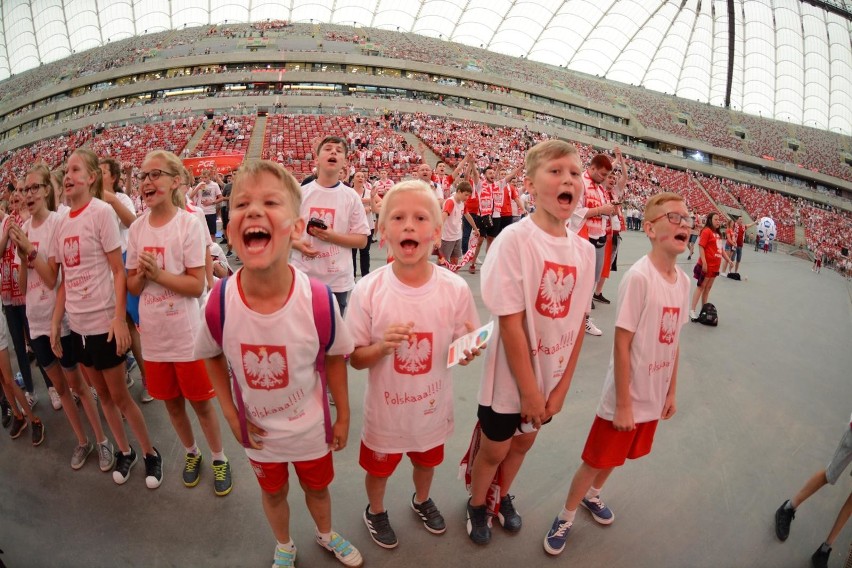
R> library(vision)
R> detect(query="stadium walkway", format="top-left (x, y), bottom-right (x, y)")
top-left (1, 232), bottom-right (849, 568)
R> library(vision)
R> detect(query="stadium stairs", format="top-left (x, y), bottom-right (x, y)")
top-left (247, 115), bottom-right (267, 160)
top-left (402, 131), bottom-right (439, 167)
top-left (182, 120), bottom-right (213, 156)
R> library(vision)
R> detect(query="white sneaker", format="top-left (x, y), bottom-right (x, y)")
top-left (140, 388), bottom-right (154, 403)
top-left (690, 310), bottom-right (698, 321)
top-left (48, 387), bottom-right (62, 410)
top-left (585, 317), bottom-right (602, 336)
top-left (25, 392), bottom-right (38, 409)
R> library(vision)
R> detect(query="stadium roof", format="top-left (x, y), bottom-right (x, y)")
top-left (1, 0), bottom-right (851, 134)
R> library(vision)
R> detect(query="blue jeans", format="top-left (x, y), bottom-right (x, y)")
top-left (332, 291), bottom-right (349, 316)
top-left (2, 304), bottom-right (52, 392)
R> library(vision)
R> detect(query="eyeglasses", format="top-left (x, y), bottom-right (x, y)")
top-left (136, 169), bottom-right (176, 182)
top-left (23, 183), bottom-right (48, 194)
top-left (648, 212), bottom-right (695, 228)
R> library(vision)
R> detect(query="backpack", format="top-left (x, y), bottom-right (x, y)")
top-left (204, 275), bottom-right (336, 448)
top-left (697, 302), bottom-right (718, 326)
top-left (726, 272), bottom-right (741, 281)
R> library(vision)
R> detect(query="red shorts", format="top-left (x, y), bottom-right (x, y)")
top-left (249, 452), bottom-right (334, 493)
top-left (581, 416), bottom-right (659, 469)
top-left (144, 360), bottom-right (215, 402)
top-left (359, 441), bottom-right (444, 477)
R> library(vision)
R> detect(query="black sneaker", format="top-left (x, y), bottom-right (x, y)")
top-left (183, 453), bottom-right (203, 487)
top-left (9, 415), bottom-right (26, 439)
top-left (112, 447), bottom-right (138, 485)
top-left (811, 544), bottom-right (831, 568)
top-left (144, 448), bottom-right (163, 489)
top-left (466, 498), bottom-right (491, 545)
top-left (497, 494), bottom-right (522, 532)
top-left (592, 293), bottom-right (611, 305)
top-left (363, 506), bottom-right (398, 549)
top-left (411, 494), bottom-right (446, 534)
top-left (774, 500), bottom-right (795, 541)
top-left (1, 398), bottom-right (11, 428)
top-left (31, 418), bottom-right (45, 446)
top-left (212, 459), bottom-right (233, 496)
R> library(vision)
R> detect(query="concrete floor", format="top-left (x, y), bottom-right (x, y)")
top-left (1, 231), bottom-right (850, 568)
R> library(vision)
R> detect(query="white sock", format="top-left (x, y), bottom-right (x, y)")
top-left (212, 451), bottom-right (226, 462)
top-left (785, 499), bottom-right (796, 511)
top-left (98, 438), bottom-right (109, 446)
top-left (586, 487), bottom-right (602, 500)
top-left (317, 531), bottom-right (332, 543)
top-left (277, 540), bottom-right (295, 552)
top-left (558, 508), bottom-right (576, 523)
top-left (185, 445), bottom-right (199, 456)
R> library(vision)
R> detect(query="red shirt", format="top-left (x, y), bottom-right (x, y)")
top-left (734, 224), bottom-right (746, 247)
top-left (698, 227), bottom-right (721, 272)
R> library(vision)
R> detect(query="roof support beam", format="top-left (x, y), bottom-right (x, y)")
top-left (27, 0), bottom-right (42, 64)
top-left (603, 1), bottom-right (666, 78)
top-left (448, 0), bottom-right (472, 40)
top-left (638, 2), bottom-right (682, 86)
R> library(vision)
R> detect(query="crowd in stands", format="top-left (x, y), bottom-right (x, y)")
top-left (262, 114), bottom-right (422, 179)
top-left (91, 118), bottom-right (203, 166)
top-left (192, 115), bottom-right (255, 156)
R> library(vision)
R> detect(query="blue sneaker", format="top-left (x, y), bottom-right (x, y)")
top-left (543, 517), bottom-right (572, 555)
top-left (272, 545), bottom-right (296, 567)
top-left (581, 495), bottom-right (614, 525)
top-left (316, 531), bottom-right (363, 567)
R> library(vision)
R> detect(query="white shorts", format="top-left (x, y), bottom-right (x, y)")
top-left (826, 425), bottom-right (852, 485)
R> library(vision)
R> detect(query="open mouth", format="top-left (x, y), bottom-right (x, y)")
top-left (674, 232), bottom-right (689, 242)
top-left (557, 191), bottom-right (573, 205)
top-left (243, 227), bottom-right (271, 252)
top-left (142, 188), bottom-right (157, 200)
top-left (399, 238), bottom-right (419, 253)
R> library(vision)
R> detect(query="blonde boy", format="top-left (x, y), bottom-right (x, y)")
top-left (466, 140), bottom-right (595, 545)
top-left (544, 192), bottom-right (691, 555)
top-left (347, 180), bottom-right (481, 549)
top-left (194, 160), bottom-right (363, 568)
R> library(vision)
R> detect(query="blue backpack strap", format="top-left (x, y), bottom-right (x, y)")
top-left (204, 277), bottom-right (251, 448)
top-left (309, 277), bottom-right (335, 444)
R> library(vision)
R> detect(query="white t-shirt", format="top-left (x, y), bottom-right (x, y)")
top-left (478, 217), bottom-right (595, 413)
top-left (441, 197), bottom-right (465, 242)
top-left (346, 264), bottom-right (479, 453)
top-left (53, 198), bottom-right (121, 336)
top-left (596, 255), bottom-right (690, 423)
top-left (291, 181), bottom-right (370, 293)
top-left (22, 212), bottom-right (70, 338)
top-left (110, 191), bottom-right (136, 253)
top-left (196, 181), bottom-right (221, 215)
top-left (194, 267), bottom-right (354, 463)
top-left (126, 209), bottom-right (207, 362)
top-left (356, 185), bottom-right (375, 231)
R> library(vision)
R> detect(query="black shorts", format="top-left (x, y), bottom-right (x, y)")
top-left (478, 405), bottom-right (522, 442)
top-left (30, 334), bottom-right (78, 370)
top-left (205, 213), bottom-right (217, 235)
top-left (470, 214), bottom-right (488, 233)
top-left (486, 216), bottom-right (513, 239)
top-left (68, 331), bottom-right (126, 371)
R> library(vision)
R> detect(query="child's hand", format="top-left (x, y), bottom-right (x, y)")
top-left (138, 251), bottom-right (160, 281)
top-left (107, 317), bottom-right (131, 356)
top-left (229, 417), bottom-right (267, 450)
top-left (544, 389), bottom-right (567, 419)
top-left (520, 391), bottom-right (547, 429)
top-left (382, 322), bottom-right (414, 355)
top-left (613, 406), bottom-right (635, 431)
top-left (330, 419), bottom-right (349, 452)
top-left (50, 321), bottom-right (63, 358)
top-left (661, 395), bottom-right (676, 420)
top-left (457, 321), bottom-right (484, 366)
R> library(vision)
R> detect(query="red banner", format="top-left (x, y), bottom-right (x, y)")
top-left (183, 154), bottom-right (245, 176)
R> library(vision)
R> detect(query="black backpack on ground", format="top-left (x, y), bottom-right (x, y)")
top-left (697, 303), bottom-right (718, 326)
top-left (727, 272), bottom-right (741, 281)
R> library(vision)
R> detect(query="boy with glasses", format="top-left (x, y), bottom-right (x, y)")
top-left (544, 193), bottom-right (692, 555)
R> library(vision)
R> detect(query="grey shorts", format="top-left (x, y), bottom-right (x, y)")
top-left (826, 425), bottom-right (852, 485)
top-left (440, 239), bottom-right (462, 261)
